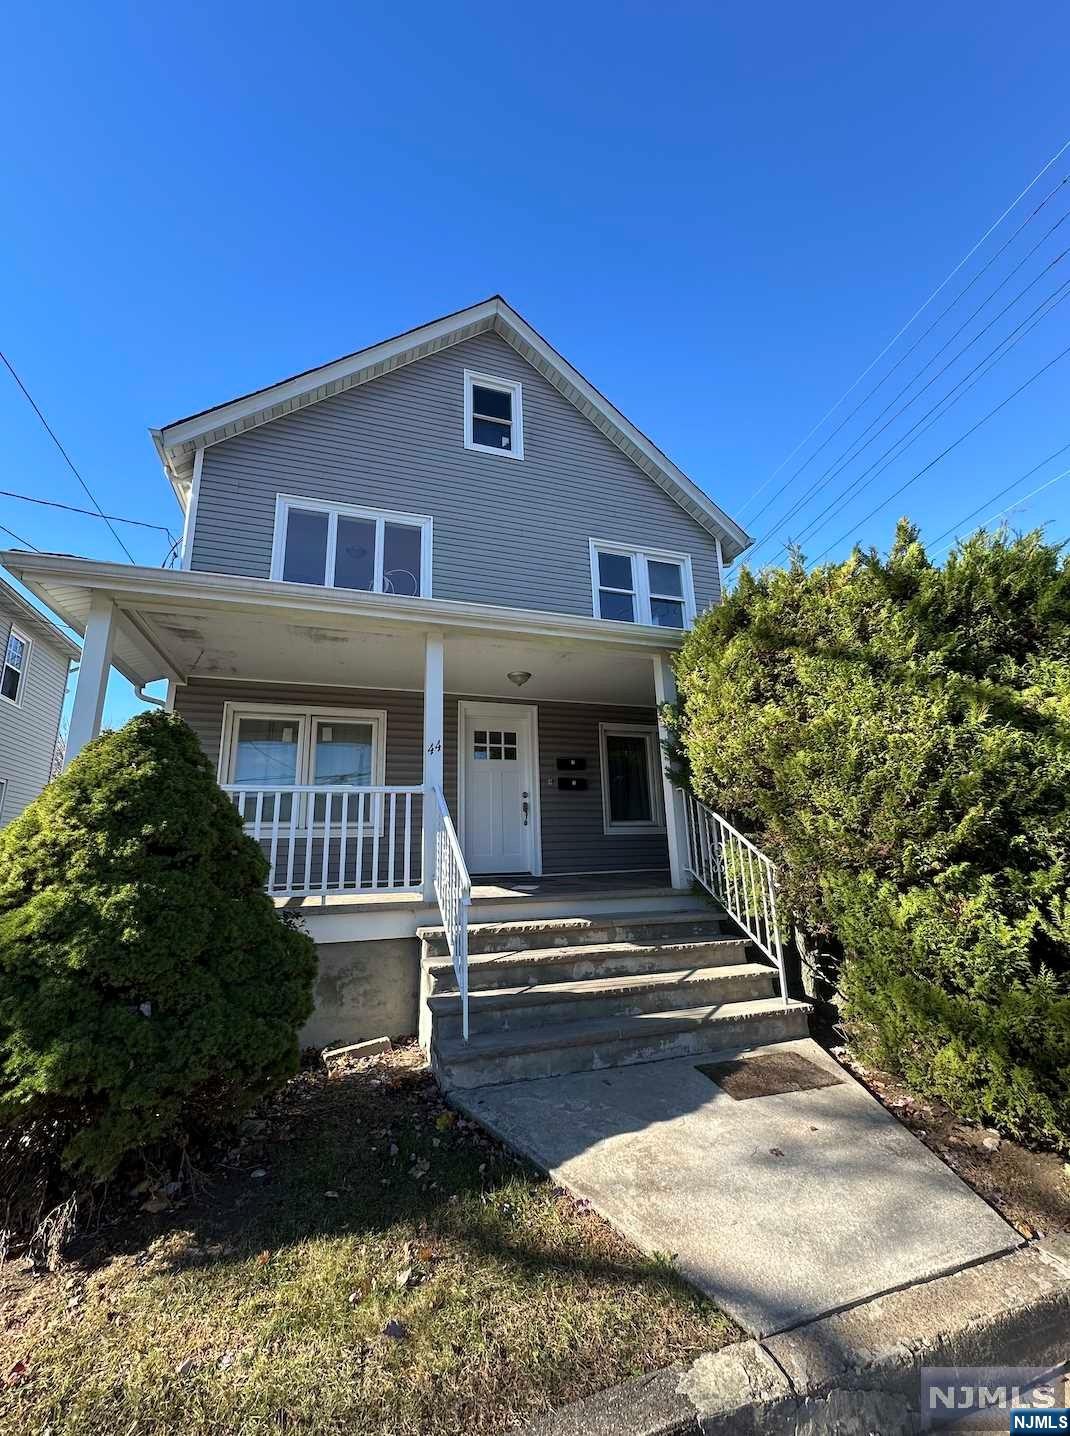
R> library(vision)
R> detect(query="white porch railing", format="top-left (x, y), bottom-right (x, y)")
top-left (222, 784), bottom-right (424, 899)
top-left (430, 785), bottom-right (471, 1041)
top-left (684, 794), bottom-right (789, 1008)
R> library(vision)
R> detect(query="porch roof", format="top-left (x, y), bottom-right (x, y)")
top-left (0, 551), bottom-right (682, 705)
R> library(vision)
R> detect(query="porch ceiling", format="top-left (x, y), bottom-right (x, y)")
top-left (1, 553), bottom-right (676, 705)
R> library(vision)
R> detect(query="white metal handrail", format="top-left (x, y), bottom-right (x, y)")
top-left (684, 793), bottom-right (788, 1007)
top-left (430, 785), bottom-right (471, 1041)
top-left (222, 784), bottom-right (423, 900)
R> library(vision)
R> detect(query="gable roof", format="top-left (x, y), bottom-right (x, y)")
top-left (0, 572), bottom-right (80, 661)
top-left (151, 296), bottom-right (752, 562)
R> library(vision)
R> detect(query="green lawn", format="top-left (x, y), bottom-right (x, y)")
top-left (1, 1045), bottom-right (734, 1434)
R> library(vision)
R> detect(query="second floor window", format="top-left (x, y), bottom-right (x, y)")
top-left (271, 496), bottom-right (432, 598)
top-left (0, 628), bottom-right (29, 704)
top-left (589, 542), bottom-right (696, 628)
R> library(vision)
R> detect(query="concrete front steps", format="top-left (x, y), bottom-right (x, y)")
top-left (418, 907), bottom-right (810, 1090)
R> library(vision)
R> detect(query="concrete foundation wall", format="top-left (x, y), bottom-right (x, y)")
top-left (300, 936), bottom-right (420, 1048)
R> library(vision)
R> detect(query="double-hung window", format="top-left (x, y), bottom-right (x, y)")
top-left (590, 543), bottom-right (695, 628)
top-left (598, 724), bottom-right (665, 833)
top-left (463, 370), bottom-right (524, 459)
top-left (223, 703), bottom-right (387, 825)
top-left (272, 496), bottom-right (432, 598)
top-left (0, 628), bottom-right (29, 704)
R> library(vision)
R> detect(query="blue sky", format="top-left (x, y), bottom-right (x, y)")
top-left (1, 2), bottom-right (1068, 728)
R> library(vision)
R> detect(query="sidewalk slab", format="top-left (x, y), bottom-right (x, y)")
top-left (457, 1038), bottom-right (1020, 1337)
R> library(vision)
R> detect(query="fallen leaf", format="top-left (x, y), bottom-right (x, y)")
top-left (140, 1196), bottom-right (172, 1214)
top-left (4, 1361), bottom-right (29, 1388)
top-left (176, 1357), bottom-right (195, 1377)
top-left (256, 1251), bottom-right (271, 1267)
top-left (416, 1244), bottom-right (435, 1263)
top-left (383, 1319), bottom-right (408, 1341)
top-left (395, 1266), bottom-right (414, 1290)
top-left (769, 1148), bottom-right (785, 1158)
top-left (435, 1112), bottom-right (455, 1131)
top-left (324, 1190), bottom-right (340, 1199)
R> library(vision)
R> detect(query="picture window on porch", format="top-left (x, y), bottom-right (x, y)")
top-left (222, 704), bottom-right (386, 824)
top-left (463, 370), bottom-right (524, 459)
top-left (271, 495), bottom-right (432, 598)
top-left (590, 542), bottom-right (696, 629)
top-left (598, 723), bottom-right (665, 833)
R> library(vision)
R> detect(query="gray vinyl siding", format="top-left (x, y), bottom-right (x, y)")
top-left (190, 331), bottom-right (722, 618)
top-left (0, 605), bottom-right (70, 824)
top-left (176, 679), bottom-right (669, 876)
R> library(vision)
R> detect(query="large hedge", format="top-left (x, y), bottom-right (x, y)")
top-left (674, 523), bottom-right (1070, 1148)
top-left (0, 710), bottom-right (317, 1180)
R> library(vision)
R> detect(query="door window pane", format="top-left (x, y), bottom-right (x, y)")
top-left (605, 733), bottom-right (653, 824)
top-left (650, 598), bottom-right (685, 628)
top-left (282, 509), bottom-right (329, 584)
top-left (334, 517), bottom-right (376, 591)
top-left (383, 523), bottom-right (423, 596)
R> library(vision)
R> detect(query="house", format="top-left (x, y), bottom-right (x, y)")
top-left (0, 575), bottom-right (78, 824)
top-left (3, 297), bottom-right (808, 1079)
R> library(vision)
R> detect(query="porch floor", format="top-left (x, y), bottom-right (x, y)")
top-left (277, 868), bottom-right (677, 915)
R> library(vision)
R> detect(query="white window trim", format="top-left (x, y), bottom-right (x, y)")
top-left (463, 369), bottom-right (524, 461)
top-left (598, 722), bottom-right (666, 835)
top-left (588, 540), bottom-right (697, 629)
top-left (0, 627), bottom-right (31, 708)
top-left (270, 494), bottom-right (433, 597)
top-left (218, 701), bottom-right (388, 829)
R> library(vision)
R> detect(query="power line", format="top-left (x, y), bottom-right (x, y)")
top-left (808, 339), bottom-right (1070, 566)
top-left (740, 193), bottom-right (1070, 548)
top-left (0, 486), bottom-right (176, 539)
top-left (736, 135), bottom-right (1070, 518)
top-left (931, 466), bottom-right (1070, 558)
top-left (0, 348), bottom-right (137, 563)
top-left (925, 442), bottom-right (1070, 552)
top-left (751, 271), bottom-right (1070, 564)
top-left (0, 522), bottom-right (41, 552)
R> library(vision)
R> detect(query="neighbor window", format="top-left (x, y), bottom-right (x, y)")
top-left (271, 496), bottom-right (432, 598)
top-left (590, 543), bottom-right (695, 628)
top-left (598, 724), bottom-right (664, 832)
top-left (0, 628), bottom-right (29, 704)
top-left (223, 704), bottom-right (386, 825)
top-left (464, 370), bottom-right (524, 459)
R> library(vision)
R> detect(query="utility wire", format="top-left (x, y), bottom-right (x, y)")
top-left (925, 442), bottom-right (1070, 552)
top-left (751, 271), bottom-right (1070, 564)
top-left (741, 198), bottom-right (1070, 554)
top-left (0, 522), bottom-right (41, 552)
top-left (0, 486), bottom-right (176, 540)
top-left (736, 136), bottom-right (1070, 518)
top-left (930, 466), bottom-right (1070, 558)
top-left (808, 339), bottom-right (1070, 566)
top-left (0, 348), bottom-right (137, 563)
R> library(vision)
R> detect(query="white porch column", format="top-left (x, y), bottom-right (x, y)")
top-left (653, 653), bottom-right (690, 891)
top-left (422, 630), bottom-right (445, 899)
top-left (65, 592), bottom-right (116, 768)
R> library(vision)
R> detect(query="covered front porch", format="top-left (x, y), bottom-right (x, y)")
top-left (4, 555), bottom-right (693, 907)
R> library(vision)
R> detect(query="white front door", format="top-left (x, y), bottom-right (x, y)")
top-left (460, 703), bottom-right (537, 874)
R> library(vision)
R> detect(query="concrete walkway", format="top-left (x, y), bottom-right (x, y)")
top-left (456, 1038), bottom-right (1020, 1337)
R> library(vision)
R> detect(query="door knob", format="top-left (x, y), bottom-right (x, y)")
top-left (522, 793), bottom-right (530, 826)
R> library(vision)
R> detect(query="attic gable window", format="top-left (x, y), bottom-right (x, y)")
top-left (271, 495), bottom-right (433, 598)
top-left (464, 370), bottom-right (524, 460)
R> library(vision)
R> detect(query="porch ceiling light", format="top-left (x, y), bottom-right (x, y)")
top-left (507, 670), bottom-right (532, 687)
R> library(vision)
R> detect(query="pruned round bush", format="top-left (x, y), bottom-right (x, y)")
top-left (674, 523), bottom-right (1070, 1149)
top-left (0, 710), bottom-right (317, 1181)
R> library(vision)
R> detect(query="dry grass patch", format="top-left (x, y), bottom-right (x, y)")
top-left (1, 1043), bottom-right (734, 1434)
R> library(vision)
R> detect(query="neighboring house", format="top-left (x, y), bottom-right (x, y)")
top-left (0, 575), bottom-right (79, 824)
top-left (4, 297), bottom-right (808, 1072)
